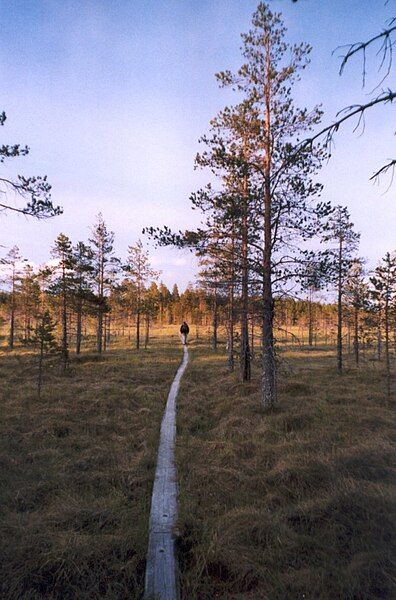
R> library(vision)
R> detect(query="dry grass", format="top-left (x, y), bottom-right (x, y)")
top-left (0, 334), bottom-right (182, 599)
top-left (1, 329), bottom-right (395, 599)
top-left (176, 347), bottom-right (396, 599)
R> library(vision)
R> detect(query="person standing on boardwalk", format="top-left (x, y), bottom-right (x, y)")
top-left (180, 321), bottom-right (189, 345)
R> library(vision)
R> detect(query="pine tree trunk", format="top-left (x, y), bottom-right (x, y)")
top-left (384, 296), bottom-right (390, 397)
top-left (103, 314), bottom-right (107, 351)
top-left (97, 310), bottom-right (103, 353)
top-left (9, 306), bottom-right (15, 349)
top-left (212, 283), bottom-right (218, 350)
top-left (354, 306), bottom-right (359, 365)
top-left (377, 311), bottom-right (382, 361)
top-left (251, 318), bottom-right (254, 360)
top-left (240, 175), bottom-right (251, 380)
top-left (262, 176), bottom-right (276, 406)
top-left (393, 321), bottom-right (396, 355)
top-left (261, 49), bottom-right (276, 410)
top-left (262, 275), bottom-right (276, 410)
top-left (97, 252), bottom-right (104, 354)
top-left (38, 338), bottom-right (44, 398)
top-left (61, 269), bottom-right (68, 369)
top-left (136, 309), bottom-right (141, 350)
top-left (337, 238), bottom-right (343, 374)
top-left (9, 277), bottom-right (15, 349)
top-left (145, 314), bottom-right (150, 348)
top-left (76, 299), bottom-right (82, 355)
top-left (308, 291), bottom-right (314, 347)
top-left (347, 319), bottom-right (351, 354)
top-left (228, 277), bottom-right (235, 372)
top-left (107, 314), bottom-right (111, 345)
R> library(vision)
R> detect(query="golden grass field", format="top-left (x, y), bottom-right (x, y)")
top-left (0, 328), bottom-right (394, 599)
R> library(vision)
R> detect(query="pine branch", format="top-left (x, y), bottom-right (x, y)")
top-left (336, 24), bottom-right (396, 87)
top-left (370, 158), bottom-right (396, 183)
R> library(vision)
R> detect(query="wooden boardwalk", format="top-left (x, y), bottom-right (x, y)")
top-left (144, 345), bottom-right (189, 600)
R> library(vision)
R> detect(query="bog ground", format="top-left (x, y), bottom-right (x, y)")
top-left (0, 331), bottom-right (394, 599)
top-left (176, 344), bottom-right (395, 599)
top-left (0, 335), bottom-right (181, 599)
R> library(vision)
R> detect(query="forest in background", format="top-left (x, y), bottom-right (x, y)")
top-left (0, 212), bottom-right (395, 398)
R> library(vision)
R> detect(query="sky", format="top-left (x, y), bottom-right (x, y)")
top-left (0, 0), bottom-right (394, 290)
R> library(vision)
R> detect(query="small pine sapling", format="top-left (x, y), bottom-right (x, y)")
top-left (31, 311), bottom-right (58, 397)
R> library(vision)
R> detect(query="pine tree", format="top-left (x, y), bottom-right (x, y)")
top-left (90, 214), bottom-right (117, 353)
top-left (72, 242), bottom-right (95, 354)
top-left (19, 265), bottom-right (41, 341)
top-left (194, 105), bottom-right (260, 379)
top-left (146, 3), bottom-right (331, 409)
top-left (50, 234), bottom-right (75, 369)
top-left (123, 240), bottom-right (158, 350)
top-left (1, 246), bottom-right (26, 348)
top-left (180, 284), bottom-right (196, 323)
top-left (300, 259), bottom-right (330, 348)
top-left (31, 310), bottom-right (58, 397)
top-left (223, 3), bottom-right (329, 407)
top-left (171, 283), bottom-right (181, 323)
top-left (198, 256), bottom-right (222, 351)
top-left (158, 283), bottom-right (171, 325)
top-left (323, 206), bottom-right (360, 373)
top-left (370, 252), bottom-right (396, 397)
top-left (142, 283), bottom-right (160, 348)
top-left (345, 259), bottom-right (369, 365)
top-left (0, 111), bottom-right (61, 218)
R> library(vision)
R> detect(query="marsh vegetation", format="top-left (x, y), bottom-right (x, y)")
top-left (0, 327), bottom-right (394, 598)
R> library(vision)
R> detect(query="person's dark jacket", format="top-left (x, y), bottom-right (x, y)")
top-left (180, 323), bottom-right (189, 334)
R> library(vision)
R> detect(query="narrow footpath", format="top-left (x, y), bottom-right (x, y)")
top-left (144, 345), bottom-right (189, 600)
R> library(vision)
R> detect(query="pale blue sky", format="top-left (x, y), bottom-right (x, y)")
top-left (1, 0), bottom-right (394, 288)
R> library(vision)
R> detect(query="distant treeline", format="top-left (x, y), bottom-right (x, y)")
top-left (0, 214), bottom-right (394, 380)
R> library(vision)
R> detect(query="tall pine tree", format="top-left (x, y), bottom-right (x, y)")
top-left (123, 240), bottom-right (158, 350)
top-left (370, 252), bottom-right (396, 396)
top-left (50, 233), bottom-right (75, 369)
top-left (90, 214), bottom-right (117, 353)
top-left (322, 206), bottom-right (360, 373)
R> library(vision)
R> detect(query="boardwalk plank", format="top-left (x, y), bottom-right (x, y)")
top-left (144, 346), bottom-right (189, 600)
